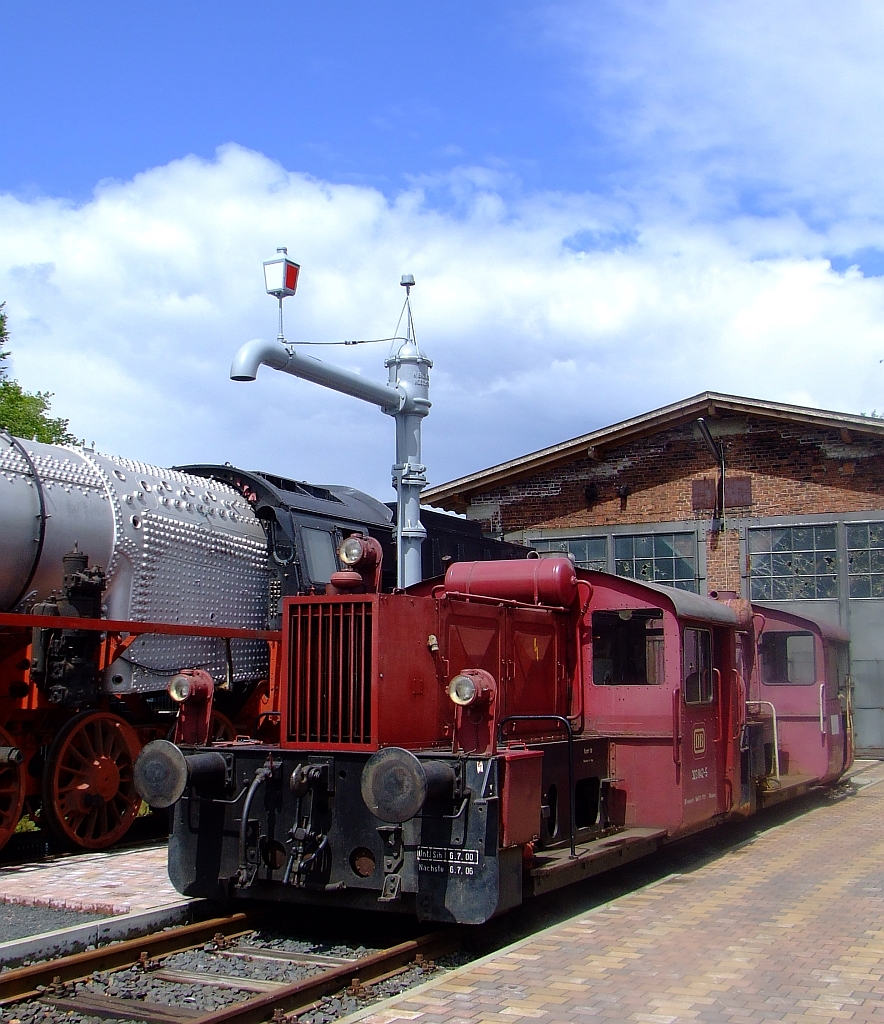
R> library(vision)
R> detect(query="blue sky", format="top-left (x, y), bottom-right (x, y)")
top-left (2, 2), bottom-right (884, 499)
top-left (1, 3), bottom-right (586, 200)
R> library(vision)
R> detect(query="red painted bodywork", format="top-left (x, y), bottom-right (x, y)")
top-left (578, 575), bottom-right (742, 835)
top-left (444, 558), bottom-right (578, 608)
top-left (745, 606), bottom-right (852, 783)
top-left (274, 558), bottom-right (852, 854)
top-left (0, 613), bottom-right (281, 843)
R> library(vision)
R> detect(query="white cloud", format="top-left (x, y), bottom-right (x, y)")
top-left (1, 143), bottom-right (884, 501)
top-left (547, 0), bottom-right (884, 230)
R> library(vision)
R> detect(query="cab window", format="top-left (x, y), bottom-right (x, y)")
top-left (592, 610), bottom-right (664, 685)
top-left (760, 632), bottom-right (815, 686)
top-left (683, 627), bottom-right (713, 704)
top-left (301, 527), bottom-right (338, 584)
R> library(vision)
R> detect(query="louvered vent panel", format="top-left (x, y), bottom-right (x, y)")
top-left (287, 601), bottom-right (373, 744)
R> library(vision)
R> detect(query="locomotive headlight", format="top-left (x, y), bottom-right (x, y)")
top-left (447, 669), bottom-right (496, 708)
top-left (339, 536), bottom-right (365, 565)
top-left (448, 674), bottom-right (478, 706)
top-left (168, 673), bottom-right (192, 703)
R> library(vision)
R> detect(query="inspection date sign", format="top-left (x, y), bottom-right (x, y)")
top-left (417, 846), bottom-right (481, 875)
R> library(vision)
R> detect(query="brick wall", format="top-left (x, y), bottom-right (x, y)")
top-left (468, 417), bottom-right (884, 536)
top-left (705, 528), bottom-right (742, 594)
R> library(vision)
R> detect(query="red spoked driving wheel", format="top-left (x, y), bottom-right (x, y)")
top-left (42, 711), bottom-right (142, 850)
top-left (210, 711), bottom-right (237, 743)
top-left (0, 726), bottom-right (26, 853)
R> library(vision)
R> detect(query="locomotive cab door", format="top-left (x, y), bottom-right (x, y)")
top-left (824, 640), bottom-right (852, 779)
top-left (679, 625), bottom-right (730, 826)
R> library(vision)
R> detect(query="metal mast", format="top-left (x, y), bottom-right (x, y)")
top-left (387, 274), bottom-right (430, 589)
top-left (230, 261), bottom-right (431, 589)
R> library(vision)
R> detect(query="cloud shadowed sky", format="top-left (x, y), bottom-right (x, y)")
top-left (1, 2), bottom-right (883, 499)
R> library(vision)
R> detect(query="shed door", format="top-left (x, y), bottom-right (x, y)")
top-left (680, 627), bottom-right (725, 826)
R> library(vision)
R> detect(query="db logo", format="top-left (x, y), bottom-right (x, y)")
top-left (693, 726), bottom-right (706, 756)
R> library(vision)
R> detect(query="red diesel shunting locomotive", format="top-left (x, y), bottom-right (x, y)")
top-left (136, 551), bottom-right (853, 924)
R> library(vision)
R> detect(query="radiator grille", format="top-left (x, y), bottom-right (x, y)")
top-left (287, 601), bottom-right (373, 744)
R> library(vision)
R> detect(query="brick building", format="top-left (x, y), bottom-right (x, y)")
top-left (423, 392), bottom-right (884, 754)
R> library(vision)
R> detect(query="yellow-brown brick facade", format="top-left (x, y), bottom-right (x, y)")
top-left (465, 420), bottom-right (884, 555)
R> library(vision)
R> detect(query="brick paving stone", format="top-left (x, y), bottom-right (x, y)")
top-left (0, 843), bottom-right (184, 915)
top-left (347, 762), bottom-right (884, 1024)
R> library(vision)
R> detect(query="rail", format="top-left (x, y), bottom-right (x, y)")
top-left (745, 700), bottom-right (780, 778)
top-left (1, 914), bottom-right (460, 1024)
top-left (0, 913), bottom-right (257, 1004)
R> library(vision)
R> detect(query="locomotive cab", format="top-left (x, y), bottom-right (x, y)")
top-left (747, 607), bottom-right (853, 788)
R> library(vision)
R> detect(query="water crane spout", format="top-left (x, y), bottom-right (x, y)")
top-left (229, 262), bottom-right (431, 589)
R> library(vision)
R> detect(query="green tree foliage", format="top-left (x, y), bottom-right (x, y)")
top-left (0, 303), bottom-right (79, 445)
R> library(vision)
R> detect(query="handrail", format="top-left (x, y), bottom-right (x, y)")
top-left (0, 612), bottom-right (281, 640)
top-left (567, 579), bottom-right (594, 731)
top-left (712, 668), bottom-right (723, 741)
top-left (435, 588), bottom-right (571, 613)
top-left (733, 670), bottom-right (746, 740)
top-left (819, 682), bottom-right (826, 735)
top-left (498, 714), bottom-right (576, 857)
top-left (746, 700), bottom-right (780, 778)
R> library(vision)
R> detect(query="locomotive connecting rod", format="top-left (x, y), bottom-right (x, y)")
top-left (231, 333), bottom-right (432, 589)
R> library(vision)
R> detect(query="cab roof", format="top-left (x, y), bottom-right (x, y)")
top-left (753, 603), bottom-right (849, 642)
top-left (581, 570), bottom-right (740, 627)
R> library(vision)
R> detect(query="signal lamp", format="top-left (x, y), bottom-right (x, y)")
top-left (330, 533), bottom-right (383, 595)
top-left (263, 248), bottom-right (300, 298)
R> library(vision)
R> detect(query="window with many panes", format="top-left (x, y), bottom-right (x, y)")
top-left (748, 525), bottom-right (837, 600)
top-left (532, 536), bottom-right (607, 571)
top-left (614, 533), bottom-right (697, 592)
top-left (846, 522), bottom-right (884, 598)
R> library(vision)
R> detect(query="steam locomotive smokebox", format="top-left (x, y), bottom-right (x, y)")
top-left (499, 747), bottom-right (543, 847)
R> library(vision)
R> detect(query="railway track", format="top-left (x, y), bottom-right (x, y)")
top-left (0, 913), bottom-right (461, 1024)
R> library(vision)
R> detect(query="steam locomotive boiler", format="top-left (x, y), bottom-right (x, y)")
top-left (0, 430), bottom-right (525, 853)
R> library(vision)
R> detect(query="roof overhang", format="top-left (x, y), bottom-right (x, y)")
top-left (423, 391), bottom-right (884, 513)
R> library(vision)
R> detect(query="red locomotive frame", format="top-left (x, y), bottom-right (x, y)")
top-left (0, 613), bottom-right (282, 853)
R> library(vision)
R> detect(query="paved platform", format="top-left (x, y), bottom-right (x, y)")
top-left (0, 842), bottom-right (182, 915)
top-left (353, 761), bottom-right (884, 1024)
